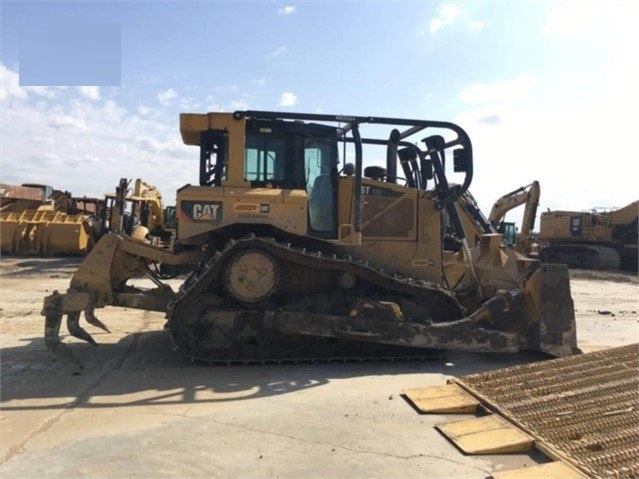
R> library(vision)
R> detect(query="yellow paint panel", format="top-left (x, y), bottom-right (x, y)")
top-left (403, 384), bottom-right (479, 414)
top-left (436, 415), bottom-right (533, 454)
top-left (492, 461), bottom-right (587, 479)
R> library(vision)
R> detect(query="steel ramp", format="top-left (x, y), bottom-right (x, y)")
top-left (403, 344), bottom-right (639, 479)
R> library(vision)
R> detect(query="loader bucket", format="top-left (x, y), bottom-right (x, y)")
top-left (0, 212), bottom-right (20, 253)
top-left (38, 211), bottom-right (95, 255)
top-left (0, 209), bottom-right (94, 256)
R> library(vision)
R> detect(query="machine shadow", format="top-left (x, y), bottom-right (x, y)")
top-left (0, 327), bottom-right (549, 412)
top-left (1, 256), bottom-right (83, 277)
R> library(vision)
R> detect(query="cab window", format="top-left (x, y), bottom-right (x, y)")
top-left (244, 136), bottom-right (286, 183)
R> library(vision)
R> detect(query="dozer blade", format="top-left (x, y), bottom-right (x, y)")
top-left (526, 263), bottom-right (579, 356)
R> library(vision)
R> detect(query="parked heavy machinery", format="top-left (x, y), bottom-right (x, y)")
top-left (101, 178), bottom-right (175, 244)
top-left (487, 181), bottom-right (540, 255)
top-left (446, 181), bottom-right (539, 257)
top-left (1, 183), bottom-right (102, 256)
top-left (539, 200), bottom-right (638, 271)
top-left (1, 178), bottom-right (175, 257)
top-left (445, 189), bottom-right (495, 251)
top-left (42, 111), bottom-right (578, 363)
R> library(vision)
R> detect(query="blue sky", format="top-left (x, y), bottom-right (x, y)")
top-left (1, 1), bottom-right (638, 227)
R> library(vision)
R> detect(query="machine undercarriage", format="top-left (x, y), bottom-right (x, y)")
top-left (43, 232), bottom-right (577, 364)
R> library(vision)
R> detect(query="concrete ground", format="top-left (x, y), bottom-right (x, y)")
top-left (1, 258), bottom-right (637, 478)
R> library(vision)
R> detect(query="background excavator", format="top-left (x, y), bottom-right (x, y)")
top-left (446, 181), bottom-right (539, 257)
top-left (42, 111), bottom-right (578, 364)
top-left (488, 181), bottom-right (540, 255)
top-left (538, 200), bottom-right (638, 271)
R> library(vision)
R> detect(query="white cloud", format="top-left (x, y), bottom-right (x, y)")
top-left (542, 2), bottom-right (639, 38)
top-left (459, 73), bottom-right (535, 104)
top-left (78, 86), bottom-right (100, 100)
top-left (467, 21), bottom-right (484, 32)
top-left (49, 115), bottom-right (88, 130)
top-left (428, 4), bottom-right (484, 35)
top-left (278, 6), bottom-right (295, 15)
top-left (229, 100), bottom-right (250, 111)
top-left (542, 3), bottom-right (592, 37)
top-left (279, 92), bottom-right (297, 107)
top-left (0, 65), bottom-right (27, 101)
top-left (0, 63), bottom-right (196, 199)
top-left (157, 88), bottom-right (177, 105)
top-left (23, 86), bottom-right (59, 99)
top-left (429, 4), bottom-right (460, 34)
top-left (272, 46), bottom-right (287, 57)
top-left (179, 97), bottom-right (200, 110)
top-left (137, 136), bottom-right (190, 157)
top-left (0, 65), bottom-right (65, 101)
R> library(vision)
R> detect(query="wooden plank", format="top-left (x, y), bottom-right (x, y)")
top-left (402, 384), bottom-right (479, 414)
top-left (436, 415), bottom-right (534, 454)
top-left (492, 461), bottom-right (588, 479)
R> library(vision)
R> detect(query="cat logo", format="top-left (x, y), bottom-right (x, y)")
top-left (193, 203), bottom-right (220, 220)
top-left (181, 200), bottom-right (223, 223)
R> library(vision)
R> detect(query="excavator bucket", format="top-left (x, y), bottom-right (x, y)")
top-left (0, 209), bottom-right (95, 256)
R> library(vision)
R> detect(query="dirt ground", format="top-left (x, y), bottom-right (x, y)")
top-left (0, 257), bottom-right (637, 479)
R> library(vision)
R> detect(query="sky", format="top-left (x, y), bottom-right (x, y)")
top-left (1, 1), bottom-right (638, 229)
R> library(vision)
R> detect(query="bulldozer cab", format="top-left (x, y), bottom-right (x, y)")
top-left (242, 119), bottom-right (339, 238)
top-left (195, 116), bottom-right (341, 239)
top-left (179, 111), bottom-right (474, 255)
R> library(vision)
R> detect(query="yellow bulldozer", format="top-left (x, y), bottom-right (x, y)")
top-left (42, 111), bottom-right (578, 363)
top-left (538, 200), bottom-right (638, 271)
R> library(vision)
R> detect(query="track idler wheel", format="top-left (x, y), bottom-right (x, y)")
top-left (224, 249), bottom-right (279, 304)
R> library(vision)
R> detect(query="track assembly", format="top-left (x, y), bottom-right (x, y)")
top-left (404, 344), bottom-right (639, 479)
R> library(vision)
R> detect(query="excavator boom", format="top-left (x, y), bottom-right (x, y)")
top-left (487, 181), bottom-right (540, 254)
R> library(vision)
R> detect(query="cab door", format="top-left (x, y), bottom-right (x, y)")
top-left (304, 130), bottom-right (338, 239)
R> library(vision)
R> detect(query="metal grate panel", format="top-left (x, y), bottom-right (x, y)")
top-left (454, 344), bottom-right (639, 479)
